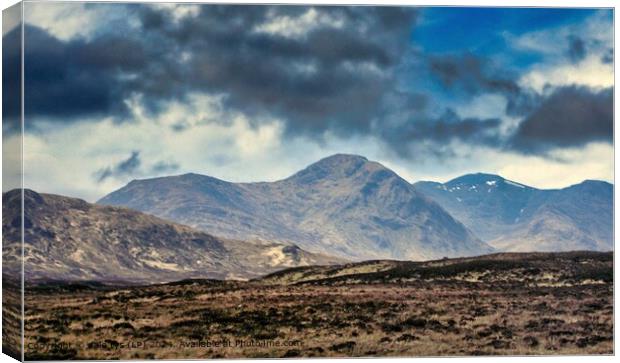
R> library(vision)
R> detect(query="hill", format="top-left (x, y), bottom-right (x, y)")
top-left (2, 189), bottom-right (343, 284)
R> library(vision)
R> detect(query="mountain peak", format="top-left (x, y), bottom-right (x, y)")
top-left (577, 179), bottom-right (612, 187)
top-left (444, 173), bottom-right (537, 190)
top-left (564, 179), bottom-right (613, 195)
top-left (446, 173), bottom-right (504, 186)
top-left (314, 153), bottom-right (369, 167)
top-left (286, 154), bottom-right (379, 184)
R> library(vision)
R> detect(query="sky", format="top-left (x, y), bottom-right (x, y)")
top-left (1, 3), bottom-right (614, 201)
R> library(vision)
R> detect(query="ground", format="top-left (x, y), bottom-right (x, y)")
top-left (6, 251), bottom-right (614, 359)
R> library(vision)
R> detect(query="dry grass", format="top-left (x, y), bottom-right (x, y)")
top-left (15, 252), bottom-right (615, 359)
top-left (2, 279), bottom-right (22, 360)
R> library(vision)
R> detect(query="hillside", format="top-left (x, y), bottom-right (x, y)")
top-left (2, 189), bottom-right (343, 284)
top-left (258, 250), bottom-right (612, 286)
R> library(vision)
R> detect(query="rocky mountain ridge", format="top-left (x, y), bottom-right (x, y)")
top-left (99, 154), bottom-right (494, 261)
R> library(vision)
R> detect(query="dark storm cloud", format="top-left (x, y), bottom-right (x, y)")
top-left (134, 5), bottom-right (418, 136)
top-left (429, 53), bottom-right (521, 96)
top-left (11, 4), bottom-right (610, 161)
top-left (2, 21), bottom-right (21, 133)
top-left (427, 52), bottom-right (541, 117)
top-left (510, 86), bottom-right (613, 153)
top-left (14, 4), bottom-right (418, 139)
top-left (567, 35), bottom-right (586, 63)
top-left (95, 151), bottom-right (142, 182)
top-left (2, 25), bottom-right (149, 124)
top-left (379, 110), bottom-right (504, 158)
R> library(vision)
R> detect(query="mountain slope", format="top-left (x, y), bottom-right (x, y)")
top-left (2, 189), bottom-right (343, 283)
top-left (99, 154), bottom-right (493, 261)
top-left (414, 175), bottom-right (612, 252)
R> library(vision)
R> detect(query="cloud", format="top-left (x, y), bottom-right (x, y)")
top-left (2, 136), bottom-right (21, 192)
top-left (8, 3), bottom-right (613, 197)
top-left (151, 161), bottom-right (180, 174)
top-left (601, 48), bottom-right (613, 64)
top-left (417, 141), bottom-right (614, 190)
top-left (253, 7), bottom-right (344, 39)
top-left (93, 150), bottom-right (178, 184)
top-left (567, 35), bottom-right (586, 63)
top-left (23, 2), bottom-right (134, 41)
top-left (150, 3), bottom-right (201, 23)
top-left (497, 142), bottom-right (613, 189)
top-left (511, 11), bottom-right (611, 58)
top-left (519, 53), bottom-right (613, 93)
top-left (151, 5), bottom-right (417, 138)
top-left (12, 89), bottom-right (613, 202)
top-left (2, 3), bottom-right (20, 36)
top-left (1, 25), bottom-right (149, 123)
top-left (12, 95), bottom-right (291, 201)
top-left (427, 52), bottom-right (540, 117)
top-left (509, 86), bottom-right (612, 153)
top-left (16, 5), bottom-right (418, 140)
top-left (429, 53), bottom-right (520, 96)
top-left (514, 10), bottom-right (613, 92)
top-left (378, 109), bottom-right (504, 159)
top-left (95, 151), bottom-right (142, 182)
top-left (2, 15), bottom-right (21, 133)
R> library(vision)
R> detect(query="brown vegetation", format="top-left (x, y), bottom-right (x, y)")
top-left (19, 251), bottom-right (614, 359)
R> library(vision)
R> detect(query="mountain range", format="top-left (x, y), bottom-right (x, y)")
top-left (100, 154), bottom-right (613, 259)
top-left (4, 154), bottom-right (612, 283)
top-left (98, 154), bottom-right (493, 261)
top-left (2, 189), bottom-right (342, 283)
top-left (414, 174), bottom-right (613, 252)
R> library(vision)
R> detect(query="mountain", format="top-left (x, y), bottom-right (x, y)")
top-left (413, 174), bottom-right (536, 241)
top-left (98, 154), bottom-right (493, 261)
top-left (414, 174), bottom-right (613, 252)
top-left (2, 189), bottom-right (343, 284)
